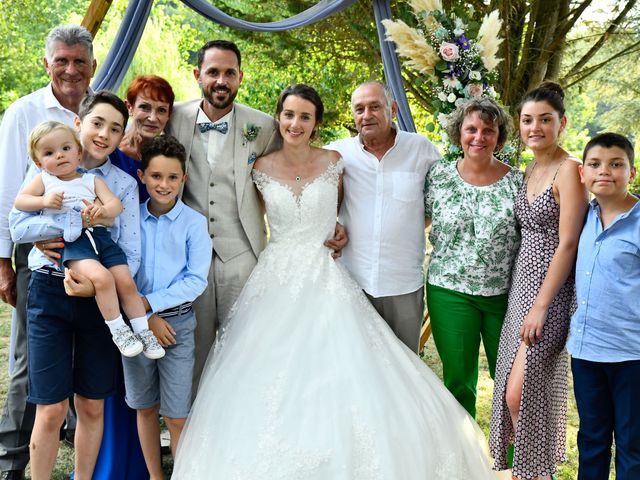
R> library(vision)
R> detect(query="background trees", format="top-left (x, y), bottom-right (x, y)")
top-left (1, 0), bottom-right (638, 150)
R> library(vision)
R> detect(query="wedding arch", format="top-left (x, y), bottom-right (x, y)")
top-left (83, 0), bottom-right (433, 349)
top-left (85, 0), bottom-right (416, 131)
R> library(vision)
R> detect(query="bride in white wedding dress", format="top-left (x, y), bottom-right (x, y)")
top-left (171, 85), bottom-right (494, 479)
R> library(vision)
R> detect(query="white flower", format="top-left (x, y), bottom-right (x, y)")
top-left (440, 131), bottom-right (449, 142)
top-left (437, 113), bottom-right (448, 128)
top-left (469, 70), bottom-right (482, 80)
top-left (447, 93), bottom-right (457, 103)
top-left (453, 17), bottom-right (466, 37)
top-left (442, 76), bottom-right (461, 90)
top-left (455, 98), bottom-right (465, 107)
top-left (487, 86), bottom-right (497, 98)
top-left (437, 91), bottom-right (448, 102)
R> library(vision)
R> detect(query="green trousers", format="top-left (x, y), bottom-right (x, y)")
top-left (426, 283), bottom-right (508, 418)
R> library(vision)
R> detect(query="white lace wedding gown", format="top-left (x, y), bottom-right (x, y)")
top-left (171, 160), bottom-right (494, 479)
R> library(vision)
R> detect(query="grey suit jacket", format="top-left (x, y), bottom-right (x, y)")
top-left (166, 100), bottom-right (277, 259)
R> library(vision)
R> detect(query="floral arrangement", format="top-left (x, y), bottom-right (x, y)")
top-left (382, 0), bottom-right (511, 161)
top-left (242, 122), bottom-right (261, 147)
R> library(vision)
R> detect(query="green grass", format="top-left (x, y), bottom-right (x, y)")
top-left (0, 304), bottom-right (77, 479)
top-left (421, 336), bottom-right (614, 479)
top-left (1, 303), bottom-right (612, 478)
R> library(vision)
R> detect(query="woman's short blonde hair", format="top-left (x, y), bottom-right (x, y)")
top-left (446, 97), bottom-right (512, 151)
top-left (28, 121), bottom-right (81, 163)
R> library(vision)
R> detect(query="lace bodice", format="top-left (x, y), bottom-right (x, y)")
top-left (252, 159), bottom-right (343, 249)
top-left (173, 161), bottom-right (494, 480)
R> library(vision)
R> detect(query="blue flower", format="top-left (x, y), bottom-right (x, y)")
top-left (248, 152), bottom-right (257, 165)
top-left (457, 35), bottom-right (470, 50)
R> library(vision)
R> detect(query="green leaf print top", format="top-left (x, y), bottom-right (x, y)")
top-left (424, 159), bottom-right (523, 296)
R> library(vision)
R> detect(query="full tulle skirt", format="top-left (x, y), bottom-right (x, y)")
top-left (171, 243), bottom-right (493, 479)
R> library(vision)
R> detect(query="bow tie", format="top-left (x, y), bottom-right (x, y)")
top-left (199, 121), bottom-right (229, 134)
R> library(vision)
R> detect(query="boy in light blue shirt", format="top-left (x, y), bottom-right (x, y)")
top-left (9, 91), bottom-right (146, 480)
top-left (121, 135), bottom-right (212, 477)
top-left (567, 132), bottom-right (640, 480)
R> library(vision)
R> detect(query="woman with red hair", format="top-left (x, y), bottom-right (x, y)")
top-left (111, 75), bottom-right (175, 201)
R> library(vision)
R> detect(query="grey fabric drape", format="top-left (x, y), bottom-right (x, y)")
top-left (181, 0), bottom-right (357, 31)
top-left (92, 0), bottom-right (415, 131)
top-left (372, 0), bottom-right (415, 132)
top-left (92, 0), bottom-right (153, 91)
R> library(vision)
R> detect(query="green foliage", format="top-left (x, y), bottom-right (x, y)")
top-left (1, 0), bottom-right (638, 151)
top-left (93, 5), bottom-right (201, 103)
top-left (630, 160), bottom-right (640, 194)
top-left (88, 0), bottom-right (387, 142)
top-left (562, 91), bottom-right (597, 158)
top-left (0, 0), bottom-right (90, 112)
top-left (561, 3), bottom-right (640, 140)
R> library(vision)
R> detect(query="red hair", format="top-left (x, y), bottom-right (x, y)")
top-left (126, 75), bottom-right (175, 113)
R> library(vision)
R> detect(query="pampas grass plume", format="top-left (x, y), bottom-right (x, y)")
top-left (477, 10), bottom-right (503, 71)
top-left (409, 0), bottom-right (442, 14)
top-left (382, 19), bottom-right (439, 81)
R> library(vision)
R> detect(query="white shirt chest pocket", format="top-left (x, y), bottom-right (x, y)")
top-left (391, 172), bottom-right (423, 202)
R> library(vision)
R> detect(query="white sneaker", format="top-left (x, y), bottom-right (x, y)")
top-left (112, 325), bottom-right (143, 357)
top-left (138, 329), bottom-right (165, 359)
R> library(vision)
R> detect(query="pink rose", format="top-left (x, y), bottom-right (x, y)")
top-left (439, 42), bottom-right (459, 61)
top-left (466, 83), bottom-right (483, 97)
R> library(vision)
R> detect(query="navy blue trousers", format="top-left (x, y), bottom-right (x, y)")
top-left (572, 357), bottom-right (640, 480)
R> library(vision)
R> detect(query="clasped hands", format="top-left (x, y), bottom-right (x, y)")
top-left (34, 199), bottom-right (114, 266)
top-left (325, 223), bottom-right (348, 258)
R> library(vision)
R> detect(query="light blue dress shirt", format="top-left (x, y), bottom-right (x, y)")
top-left (9, 158), bottom-right (141, 275)
top-left (135, 199), bottom-right (212, 314)
top-left (567, 199), bottom-right (640, 362)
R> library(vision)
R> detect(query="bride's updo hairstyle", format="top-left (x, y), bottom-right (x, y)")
top-left (275, 84), bottom-right (324, 139)
top-left (517, 81), bottom-right (566, 117)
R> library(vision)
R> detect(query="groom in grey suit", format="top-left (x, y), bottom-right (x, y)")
top-left (166, 40), bottom-right (278, 390)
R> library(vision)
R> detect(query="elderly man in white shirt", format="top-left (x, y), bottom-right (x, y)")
top-left (0, 25), bottom-right (96, 480)
top-left (327, 81), bottom-right (440, 352)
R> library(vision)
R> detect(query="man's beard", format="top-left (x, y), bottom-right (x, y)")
top-left (202, 85), bottom-right (237, 110)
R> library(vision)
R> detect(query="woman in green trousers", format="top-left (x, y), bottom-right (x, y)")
top-left (424, 97), bottom-right (522, 417)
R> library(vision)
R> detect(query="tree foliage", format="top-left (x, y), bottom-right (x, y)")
top-left (0, 0), bottom-right (90, 111)
top-left (392, 0), bottom-right (640, 115)
top-left (1, 0), bottom-right (639, 149)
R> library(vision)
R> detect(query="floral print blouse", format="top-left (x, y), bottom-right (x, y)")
top-left (424, 159), bottom-right (523, 296)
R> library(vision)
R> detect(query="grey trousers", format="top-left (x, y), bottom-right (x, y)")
top-left (191, 249), bottom-right (257, 396)
top-left (365, 286), bottom-right (425, 353)
top-left (0, 244), bottom-right (34, 471)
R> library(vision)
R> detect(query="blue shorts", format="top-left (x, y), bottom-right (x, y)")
top-left (62, 227), bottom-right (127, 268)
top-left (27, 268), bottom-right (119, 404)
top-left (122, 306), bottom-right (196, 418)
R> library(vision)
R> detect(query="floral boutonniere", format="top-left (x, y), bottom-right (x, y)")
top-left (242, 122), bottom-right (261, 147)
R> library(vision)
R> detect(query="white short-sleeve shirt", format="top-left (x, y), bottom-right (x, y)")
top-left (0, 84), bottom-right (78, 257)
top-left (327, 129), bottom-right (441, 297)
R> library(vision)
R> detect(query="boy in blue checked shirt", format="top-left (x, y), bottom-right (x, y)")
top-left (121, 135), bottom-right (211, 477)
top-left (567, 132), bottom-right (640, 480)
top-left (9, 91), bottom-right (147, 480)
